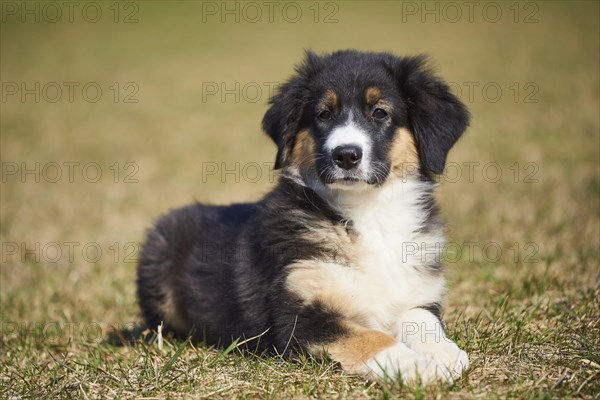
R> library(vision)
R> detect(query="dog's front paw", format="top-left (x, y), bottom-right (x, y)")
top-left (365, 344), bottom-right (454, 385)
top-left (416, 340), bottom-right (469, 380)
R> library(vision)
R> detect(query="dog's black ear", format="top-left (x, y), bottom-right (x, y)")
top-left (263, 51), bottom-right (323, 169)
top-left (389, 55), bottom-right (470, 175)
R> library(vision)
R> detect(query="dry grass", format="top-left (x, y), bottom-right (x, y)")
top-left (1, 1), bottom-right (599, 399)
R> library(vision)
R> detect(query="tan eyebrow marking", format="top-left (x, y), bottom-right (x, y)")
top-left (365, 87), bottom-right (382, 106)
top-left (322, 89), bottom-right (338, 110)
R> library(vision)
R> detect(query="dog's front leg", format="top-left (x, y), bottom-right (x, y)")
top-left (311, 321), bottom-right (453, 384)
top-left (395, 308), bottom-right (469, 381)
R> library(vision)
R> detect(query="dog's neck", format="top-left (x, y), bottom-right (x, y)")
top-left (281, 166), bottom-right (435, 226)
top-left (323, 179), bottom-right (435, 225)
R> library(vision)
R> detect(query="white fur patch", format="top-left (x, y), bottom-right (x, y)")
top-left (365, 342), bottom-right (453, 384)
top-left (324, 117), bottom-right (372, 176)
top-left (332, 179), bottom-right (445, 329)
top-left (324, 120), bottom-right (371, 152)
top-left (396, 308), bottom-right (469, 379)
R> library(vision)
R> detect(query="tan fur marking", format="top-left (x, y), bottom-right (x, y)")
top-left (315, 90), bottom-right (338, 118)
top-left (323, 89), bottom-right (338, 110)
top-left (325, 322), bottom-right (397, 375)
top-left (365, 87), bottom-right (393, 119)
top-left (286, 259), bottom-right (367, 326)
top-left (390, 128), bottom-right (420, 179)
top-left (159, 290), bottom-right (188, 333)
top-left (365, 87), bottom-right (382, 105)
top-left (286, 260), bottom-right (348, 305)
top-left (290, 130), bottom-right (316, 170)
top-left (286, 259), bottom-right (396, 373)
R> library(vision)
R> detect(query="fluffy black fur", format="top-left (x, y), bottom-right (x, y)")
top-left (137, 180), bottom-right (350, 353)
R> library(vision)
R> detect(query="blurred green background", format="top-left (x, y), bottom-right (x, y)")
top-left (1, 1), bottom-right (599, 397)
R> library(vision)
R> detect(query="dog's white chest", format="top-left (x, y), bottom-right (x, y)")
top-left (286, 181), bottom-right (447, 335)
top-left (334, 181), bottom-right (446, 331)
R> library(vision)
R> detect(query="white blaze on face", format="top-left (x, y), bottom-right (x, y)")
top-left (324, 115), bottom-right (372, 172)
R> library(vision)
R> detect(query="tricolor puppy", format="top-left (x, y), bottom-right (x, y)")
top-left (137, 50), bottom-right (470, 384)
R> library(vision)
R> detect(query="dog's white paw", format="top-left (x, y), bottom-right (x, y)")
top-left (414, 340), bottom-right (469, 380)
top-left (438, 343), bottom-right (469, 379)
top-left (365, 344), bottom-right (455, 385)
top-left (395, 308), bottom-right (469, 381)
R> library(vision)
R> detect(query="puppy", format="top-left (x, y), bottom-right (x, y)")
top-left (137, 50), bottom-right (470, 384)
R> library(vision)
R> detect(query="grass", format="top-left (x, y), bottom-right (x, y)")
top-left (1, 1), bottom-right (599, 398)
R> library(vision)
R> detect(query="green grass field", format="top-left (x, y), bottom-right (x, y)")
top-left (1, 1), bottom-right (599, 398)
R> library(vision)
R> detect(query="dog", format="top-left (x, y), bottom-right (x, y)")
top-left (137, 50), bottom-right (470, 384)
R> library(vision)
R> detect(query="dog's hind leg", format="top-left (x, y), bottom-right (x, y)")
top-left (136, 209), bottom-right (197, 337)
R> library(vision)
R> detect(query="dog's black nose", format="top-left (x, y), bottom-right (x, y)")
top-left (332, 145), bottom-right (363, 170)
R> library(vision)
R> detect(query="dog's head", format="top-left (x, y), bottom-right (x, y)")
top-left (263, 50), bottom-right (469, 190)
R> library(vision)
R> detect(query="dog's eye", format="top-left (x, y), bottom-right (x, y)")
top-left (372, 108), bottom-right (388, 119)
top-left (318, 110), bottom-right (332, 121)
